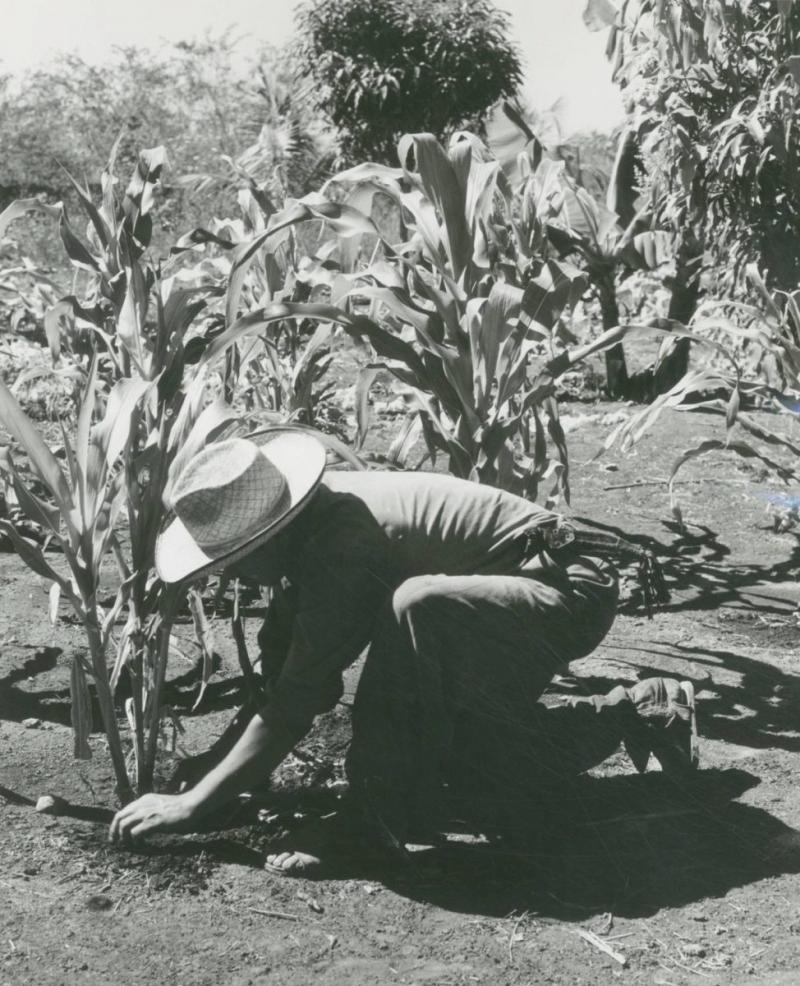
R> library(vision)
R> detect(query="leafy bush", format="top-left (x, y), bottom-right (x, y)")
top-left (294, 0), bottom-right (522, 164)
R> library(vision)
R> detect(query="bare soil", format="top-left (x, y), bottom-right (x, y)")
top-left (3, 395), bottom-right (800, 986)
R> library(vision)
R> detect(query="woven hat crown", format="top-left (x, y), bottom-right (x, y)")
top-left (172, 438), bottom-right (290, 555)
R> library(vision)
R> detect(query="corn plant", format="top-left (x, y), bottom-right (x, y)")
top-left (600, 264), bottom-right (800, 526)
top-left (192, 132), bottom-right (686, 507)
top-left (0, 138), bottom-right (391, 798)
top-left (0, 365), bottom-right (146, 802)
top-left (172, 167), bottom-right (374, 434)
top-left (0, 145), bottom-right (241, 799)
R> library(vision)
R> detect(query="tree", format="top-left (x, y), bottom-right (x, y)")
top-left (586, 0), bottom-right (800, 390)
top-left (293, 0), bottom-right (522, 165)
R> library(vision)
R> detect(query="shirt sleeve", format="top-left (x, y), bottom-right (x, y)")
top-left (259, 503), bottom-right (394, 734)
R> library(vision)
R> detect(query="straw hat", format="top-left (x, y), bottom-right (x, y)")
top-left (155, 432), bottom-right (326, 584)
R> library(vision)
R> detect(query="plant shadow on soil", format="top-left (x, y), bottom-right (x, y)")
top-left (576, 514), bottom-right (800, 616)
top-left (0, 644), bottom-right (245, 727)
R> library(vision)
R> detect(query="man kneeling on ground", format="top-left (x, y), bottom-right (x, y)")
top-left (109, 432), bottom-right (698, 875)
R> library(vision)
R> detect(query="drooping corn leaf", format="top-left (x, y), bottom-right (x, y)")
top-left (86, 376), bottom-right (151, 504)
top-left (247, 420), bottom-right (369, 470)
top-left (70, 657), bottom-right (93, 760)
top-left (0, 379), bottom-right (73, 511)
top-left (225, 199), bottom-right (377, 328)
top-left (0, 520), bottom-right (73, 596)
top-left (118, 261), bottom-right (150, 374)
top-left (59, 207), bottom-right (101, 273)
top-left (62, 169), bottom-right (112, 250)
top-left (0, 198), bottom-right (60, 239)
top-left (164, 398), bottom-right (241, 507)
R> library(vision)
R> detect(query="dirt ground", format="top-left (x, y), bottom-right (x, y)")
top-left (3, 392), bottom-right (800, 986)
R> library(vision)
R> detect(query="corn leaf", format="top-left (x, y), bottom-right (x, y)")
top-left (355, 367), bottom-right (381, 449)
top-left (48, 582), bottom-right (61, 626)
top-left (0, 198), bottom-right (60, 238)
top-left (187, 586), bottom-right (215, 712)
top-left (386, 413), bottom-right (422, 468)
top-left (0, 520), bottom-right (73, 594)
top-left (399, 134), bottom-right (472, 280)
top-left (10, 471), bottom-right (61, 536)
top-left (62, 169), bottom-right (112, 249)
top-left (0, 379), bottom-right (73, 511)
top-left (76, 354), bottom-right (99, 523)
top-left (248, 420), bottom-right (369, 470)
top-left (59, 208), bottom-right (101, 273)
top-left (164, 398), bottom-right (241, 506)
top-left (87, 377), bottom-right (151, 501)
top-left (70, 657), bottom-right (93, 760)
top-left (225, 199), bottom-right (377, 327)
top-left (670, 440), bottom-right (797, 497)
top-left (118, 262), bottom-right (150, 374)
top-left (471, 282), bottom-right (523, 412)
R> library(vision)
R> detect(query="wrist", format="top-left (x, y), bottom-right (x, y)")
top-left (180, 786), bottom-right (209, 818)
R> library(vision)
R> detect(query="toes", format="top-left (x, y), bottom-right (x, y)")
top-left (265, 850), bottom-right (321, 875)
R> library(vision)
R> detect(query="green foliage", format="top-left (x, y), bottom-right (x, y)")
top-left (604, 263), bottom-right (800, 526)
top-left (592, 0), bottom-right (800, 290)
top-left (0, 36), bottom-right (331, 269)
top-left (498, 104), bottom-right (673, 396)
top-left (204, 131), bottom-right (671, 504)
top-left (0, 123), bottom-right (689, 799)
top-left (294, 0), bottom-right (522, 164)
top-left (0, 144), bottom-right (229, 799)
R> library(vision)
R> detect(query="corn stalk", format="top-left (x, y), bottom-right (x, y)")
top-left (0, 364), bottom-right (146, 803)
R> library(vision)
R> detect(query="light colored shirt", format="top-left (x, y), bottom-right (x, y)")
top-left (243, 471), bottom-right (559, 732)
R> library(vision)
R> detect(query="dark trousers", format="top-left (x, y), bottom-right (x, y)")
top-left (345, 556), bottom-right (621, 840)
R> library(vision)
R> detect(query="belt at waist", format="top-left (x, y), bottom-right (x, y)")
top-left (521, 519), bottom-right (669, 618)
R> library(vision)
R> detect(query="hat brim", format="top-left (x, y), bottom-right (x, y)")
top-left (155, 432), bottom-right (326, 584)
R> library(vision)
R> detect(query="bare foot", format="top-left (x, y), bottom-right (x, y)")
top-left (264, 849), bottom-right (324, 876)
top-left (263, 810), bottom-right (390, 878)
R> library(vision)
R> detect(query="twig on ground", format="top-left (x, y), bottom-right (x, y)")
top-left (659, 958), bottom-right (712, 979)
top-left (508, 911), bottom-right (528, 963)
top-left (574, 928), bottom-right (628, 967)
top-left (55, 867), bottom-right (85, 885)
top-left (248, 907), bottom-right (299, 921)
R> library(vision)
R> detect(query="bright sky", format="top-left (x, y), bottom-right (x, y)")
top-left (1, 0), bottom-right (623, 134)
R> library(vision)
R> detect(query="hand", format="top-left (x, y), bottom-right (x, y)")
top-left (109, 792), bottom-right (196, 844)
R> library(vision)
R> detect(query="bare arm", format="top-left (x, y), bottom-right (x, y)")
top-left (109, 710), bottom-right (306, 842)
top-left (184, 712), bottom-right (302, 817)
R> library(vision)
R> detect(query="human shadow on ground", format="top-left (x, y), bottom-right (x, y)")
top-left (574, 514), bottom-right (800, 616)
top-left (12, 766), bottom-right (796, 922)
top-left (381, 767), bottom-right (800, 919)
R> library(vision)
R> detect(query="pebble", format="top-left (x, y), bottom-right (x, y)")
top-left (35, 794), bottom-right (68, 815)
top-left (22, 718), bottom-right (41, 729)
